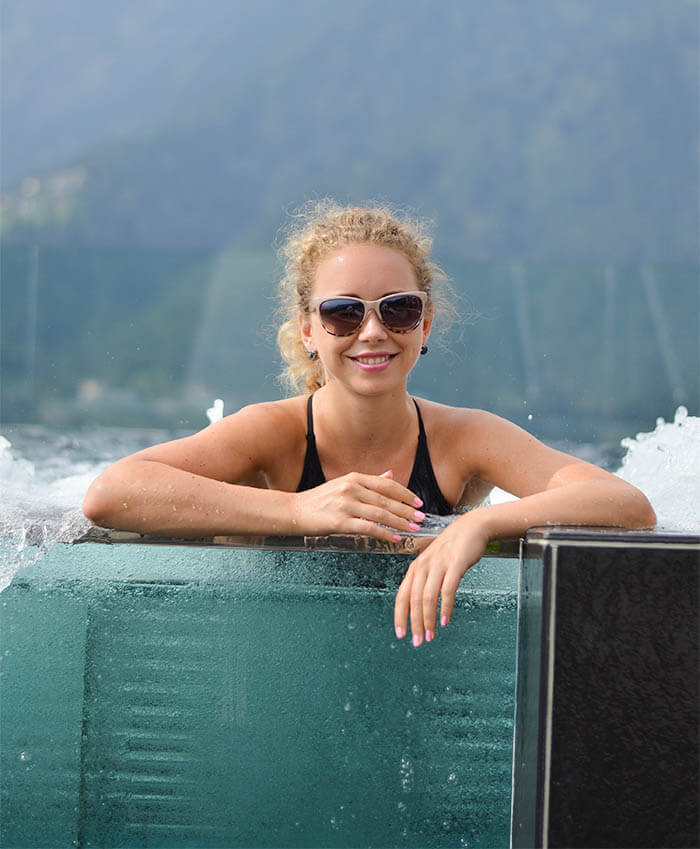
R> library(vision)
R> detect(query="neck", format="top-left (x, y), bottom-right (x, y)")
top-left (313, 383), bottom-right (416, 449)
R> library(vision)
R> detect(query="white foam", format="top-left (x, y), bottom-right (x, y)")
top-left (0, 436), bottom-right (95, 591)
top-left (206, 398), bottom-right (224, 424)
top-left (615, 406), bottom-right (700, 533)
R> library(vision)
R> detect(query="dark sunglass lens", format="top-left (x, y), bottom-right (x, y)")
top-left (319, 299), bottom-right (365, 335)
top-left (380, 295), bottom-right (424, 331)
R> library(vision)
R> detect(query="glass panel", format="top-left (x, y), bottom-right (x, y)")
top-left (1, 543), bottom-right (519, 849)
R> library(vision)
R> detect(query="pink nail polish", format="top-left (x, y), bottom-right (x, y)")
top-left (395, 626), bottom-right (405, 639)
top-left (441, 615), bottom-right (448, 627)
top-left (412, 634), bottom-right (421, 647)
top-left (413, 496), bottom-right (424, 507)
top-left (392, 533), bottom-right (402, 542)
top-left (408, 522), bottom-right (420, 532)
top-left (425, 630), bottom-right (433, 643)
top-left (413, 511), bottom-right (425, 521)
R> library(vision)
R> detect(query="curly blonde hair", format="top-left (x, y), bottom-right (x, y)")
top-left (276, 199), bottom-right (453, 393)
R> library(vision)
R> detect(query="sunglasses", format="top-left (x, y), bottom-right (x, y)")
top-left (308, 291), bottom-right (428, 336)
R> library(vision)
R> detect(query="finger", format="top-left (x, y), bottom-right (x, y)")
top-left (394, 569), bottom-right (412, 639)
top-left (338, 474), bottom-right (423, 522)
top-left (439, 570), bottom-right (462, 627)
top-left (342, 516), bottom-right (404, 544)
top-left (344, 495), bottom-right (423, 534)
top-left (360, 472), bottom-right (424, 509)
top-left (409, 563), bottom-right (428, 646)
top-left (422, 565), bottom-right (447, 640)
top-left (354, 489), bottom-right (426, 529)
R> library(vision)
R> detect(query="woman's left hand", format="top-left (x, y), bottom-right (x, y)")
top-left (394, 513), bottom-right (489, 646)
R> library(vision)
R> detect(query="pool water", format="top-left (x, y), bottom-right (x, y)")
top-left (1, 543), bottom-right (518, 849)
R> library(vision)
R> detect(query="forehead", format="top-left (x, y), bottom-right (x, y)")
top-left (313, 244), bottom-right (417, 296)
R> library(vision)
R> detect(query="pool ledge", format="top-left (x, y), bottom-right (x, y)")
top-left (76, 525), bottom-right (522, 556)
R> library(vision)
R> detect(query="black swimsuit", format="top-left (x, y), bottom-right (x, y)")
top-left (296, 395), bottom-right (453, 515)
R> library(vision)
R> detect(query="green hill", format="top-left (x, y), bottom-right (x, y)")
top-left (3, 0), bottom-right (697, 263)
top-left (1, 0), bottom-right (697, 436)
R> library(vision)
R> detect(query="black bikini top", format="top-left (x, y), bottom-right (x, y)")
top-left (296, 394), bottom-right (453, 516)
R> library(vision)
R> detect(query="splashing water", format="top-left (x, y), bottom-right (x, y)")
top-left (0, 434), bottom-right (94, 590)
top-left (0, 407), bottom-right (697, 592)
top-left (615, 406), bottom-right (699, 533)
top-left (206, 398), bottom-right (224, 424)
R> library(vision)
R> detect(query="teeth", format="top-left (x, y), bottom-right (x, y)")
top-left (356, 356), bottom-right (390, 364)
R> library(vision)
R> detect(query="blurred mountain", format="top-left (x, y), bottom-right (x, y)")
top-left (0, 0), bottom-right (338, 185)
top-left (2, 0), bottom-right (697, 263)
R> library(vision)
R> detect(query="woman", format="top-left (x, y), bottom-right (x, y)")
top-left (83, 201), bottom-right (655, 646)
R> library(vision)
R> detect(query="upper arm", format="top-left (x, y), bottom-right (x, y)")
top-left (120, 402), bottom-right (299, 486)
top-left (459, 410), bottom-right (613, 497)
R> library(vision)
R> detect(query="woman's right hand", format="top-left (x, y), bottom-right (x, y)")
top-left (291, 470), bottom-right (426, 542)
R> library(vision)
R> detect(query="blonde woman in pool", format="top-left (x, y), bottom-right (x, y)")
top-left (83, 201), bottom-right (655, 646)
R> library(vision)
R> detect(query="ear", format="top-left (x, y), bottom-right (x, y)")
top-left (298, 309), bottom-right (314, 353)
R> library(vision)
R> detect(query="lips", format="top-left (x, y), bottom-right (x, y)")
top-left (350, 352), bottom-right (398, 371)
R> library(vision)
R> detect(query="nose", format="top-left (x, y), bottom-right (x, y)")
top-left (357, 307), bottom-right (388, 341)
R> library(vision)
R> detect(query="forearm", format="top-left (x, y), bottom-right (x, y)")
top-left (472, 478), bottom-right (656, 541)
top-left (82, 459), bottom-right (296, 537)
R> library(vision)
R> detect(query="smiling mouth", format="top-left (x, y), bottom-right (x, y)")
top-left (351, 354), bottom-right (397, 365)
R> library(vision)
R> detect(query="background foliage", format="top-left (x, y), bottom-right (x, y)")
top-left (1, 0), bottom-right (697, 440)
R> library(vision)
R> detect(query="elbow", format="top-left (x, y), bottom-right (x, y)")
top-left (636, 500), bottom-right (657, 530)
top-left (625, 485), bottom-right (657, 530)
top-left (82, 479), bottom-right (116, 528)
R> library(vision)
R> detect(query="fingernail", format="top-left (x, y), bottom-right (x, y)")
top-left (413, 496), bottom-right (424, 507)
top-left (412, 634), bottom-right (422, 647)
top-left (408, 522), bottom-right (420, 531)
top-left (392, 533), bottom-right (402, 542)
top-left (413, 510), bottom-right (425, 521)
top-left (395, 626), bottom-right (405, 639)
top-left (441, 615), bottom-right (448, 627)
top-left (425, 630), bottom-right (433, 643)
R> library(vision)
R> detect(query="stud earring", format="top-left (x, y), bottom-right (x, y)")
top-left (420, 344), bottom-right (428, 356)
top-left (307, 349), bottom-right (318, 361)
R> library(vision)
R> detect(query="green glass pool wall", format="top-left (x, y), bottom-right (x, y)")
top-left (510, 552), bottom-right (545, 848)
top-left (1, 543), bottom-right (518, 849)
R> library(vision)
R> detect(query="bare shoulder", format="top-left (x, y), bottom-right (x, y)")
top-left (416, 399), bottom-right (539, 443)
top-left (412, 398), bottom-right (502, 445)
top-left (129, 396), bottom-right (308, 485)
top-left (412, 399), bottom-right (601, 496)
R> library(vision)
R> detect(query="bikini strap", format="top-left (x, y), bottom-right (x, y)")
top-left (296, 394), bottom-right (326, 491)
top-left (409, 398), bottom-right (453, 515)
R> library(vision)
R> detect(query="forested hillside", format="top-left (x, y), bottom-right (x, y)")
top-left (1, 0), bottom-right (697, 436)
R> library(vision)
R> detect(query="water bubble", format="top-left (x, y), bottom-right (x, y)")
top-left (19, 751), bottom-right (31, 762)
top-left (344, 702), bottom-right (351, 712)
top-left (447, 772), bottom-right (457, 783)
